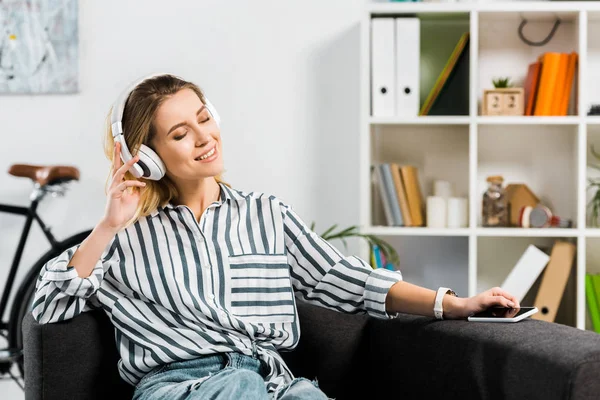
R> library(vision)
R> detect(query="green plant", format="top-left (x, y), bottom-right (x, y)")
top-left (311, 222), bottom-right (400, 268)
top-left (492, 77), bottom-right (512, 88)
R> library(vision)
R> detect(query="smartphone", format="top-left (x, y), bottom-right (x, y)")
top-left (467, 306), bottom-right (538, 323)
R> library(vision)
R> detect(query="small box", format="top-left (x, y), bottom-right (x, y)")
top-left (482, 88), bottom-right (525, 116)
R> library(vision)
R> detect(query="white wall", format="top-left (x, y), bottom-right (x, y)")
top-left (0, 0), bottom-right (366, 325)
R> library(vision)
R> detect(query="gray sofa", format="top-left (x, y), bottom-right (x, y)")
top-left (23, 300), bottom-right (600, 399)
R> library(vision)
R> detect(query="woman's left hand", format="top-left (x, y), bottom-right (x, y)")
top-left (446, 287), bottom-right (521, 320)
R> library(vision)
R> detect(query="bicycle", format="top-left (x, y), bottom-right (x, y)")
top-left (0, 163), bottom-right (92, 390)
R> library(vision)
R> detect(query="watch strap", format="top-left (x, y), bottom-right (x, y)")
top-left (434, 287), bottom-right (455, 320)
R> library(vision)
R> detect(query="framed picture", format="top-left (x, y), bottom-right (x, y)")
top-left (0, 0), bottom-right (79, 94)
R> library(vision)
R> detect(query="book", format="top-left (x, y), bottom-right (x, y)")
top-left (373, 244), bottom-right (383, 268)
top-left (390, 162), bottom-right (413, 226)
top-left (374, 165), bottom-right (394, 226)
top-left (400, 166), bottom-right (425, 226)
top-left (419, 32), bottom-right (470, 116)
top-left (524, 61), bottom-right (541, 116)
top-left (370, 245), bottom-right (377, 269)
top-left (381, 164), bottom-right (404, 226)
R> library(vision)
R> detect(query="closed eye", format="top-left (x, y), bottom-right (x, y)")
top-left (173, 118), bottom-right (211, 140)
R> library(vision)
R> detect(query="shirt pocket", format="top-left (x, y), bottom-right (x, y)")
top-left (227, 253), bottom-right (295, 324)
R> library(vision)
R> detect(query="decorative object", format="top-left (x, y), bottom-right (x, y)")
top-left (589, 104), bottom-right (600, 116)
top-left (447, 197), bottom-right (468, 228)
top-left (518, 204), bottom-right (573, 228)
top-left (482, 175), bottom-right (508, 227)
top-left (311, 222), bottom-right (401, 268)
top-left (482, 87), bottom-right (525, 116)
top-left (505, 183), bottom-right (540, 226)
top-left (0, 0), bottom-right (79, 93)
top-left (426, 196), bottom-right (447, 228)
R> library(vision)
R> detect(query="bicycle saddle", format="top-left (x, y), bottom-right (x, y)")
top-left (8, 164), bottom-right (80, 186)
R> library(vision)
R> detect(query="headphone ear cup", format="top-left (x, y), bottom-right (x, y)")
top-left (137, 144), bottom-right (166, 180)
top-left (115, 135), bottom-right (144, 178)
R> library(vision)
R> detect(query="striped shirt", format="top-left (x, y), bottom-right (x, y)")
top-left (32, 182), bottom-right (403, 395)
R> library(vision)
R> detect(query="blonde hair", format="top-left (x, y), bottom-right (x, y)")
top-left (103, 74), bottom-right (230, 228)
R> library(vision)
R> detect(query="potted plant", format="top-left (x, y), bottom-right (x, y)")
top-left (312, 222), bottom-right (400, 268)
top-left (482, 76), bottom-right (524, 116)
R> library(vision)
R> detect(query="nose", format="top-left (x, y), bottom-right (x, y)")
top-left (192, 121), bottom-right (214, 144)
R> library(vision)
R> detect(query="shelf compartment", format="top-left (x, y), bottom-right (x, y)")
top-left (370, 125), bottom-right (469, 227)
top-left (477, 236), bottom-right (577, 328)
top-left (373, 235), bottom-right (469, 296)
top-left (587, 125), bottom-right (600, 228)
top-left (478, 11), bottom-right (580, 117)
top-left (477, 124), bottom-right (579, 228)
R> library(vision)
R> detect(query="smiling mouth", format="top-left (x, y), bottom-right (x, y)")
top-left (195, 147), bottom-right (216, 161)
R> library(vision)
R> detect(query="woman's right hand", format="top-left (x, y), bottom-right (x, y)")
top-left (100, 141), bottom-right (147, 232)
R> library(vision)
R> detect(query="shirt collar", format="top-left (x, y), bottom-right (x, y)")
top-left (149, 182), bottom-right (244, 219)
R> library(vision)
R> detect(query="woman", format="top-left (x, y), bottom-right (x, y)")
top-left (32, 74), bottom-right (520, 400)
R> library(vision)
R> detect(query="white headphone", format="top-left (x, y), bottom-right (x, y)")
top-left (110, 73), bottom-right (221, 180)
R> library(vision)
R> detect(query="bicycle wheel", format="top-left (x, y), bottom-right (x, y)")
top-left (7, 229), bottom-right (93, 379)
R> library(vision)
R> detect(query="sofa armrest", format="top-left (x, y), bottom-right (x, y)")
top-left (23, 311), bottom-right (133, 400)
top-left (360, 313), bottom-right (600, 400)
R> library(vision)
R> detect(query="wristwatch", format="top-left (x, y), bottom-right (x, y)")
top-left (434, 287), bottom-right (457, 320)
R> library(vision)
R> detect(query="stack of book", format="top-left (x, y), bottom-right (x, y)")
top-left (370, 244), bottom-right (395, 270)
top-left (585, 273), bottom-right (600, 333)
top-left (372, 163), bottom-right (425, 227)
top-left (524, 51), bottom-right (578, 116)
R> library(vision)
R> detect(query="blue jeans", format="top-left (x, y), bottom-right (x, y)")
top-left (132, 352), bottom-right (330, 399)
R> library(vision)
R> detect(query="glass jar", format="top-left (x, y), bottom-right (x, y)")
top-left (482, 175), bottom-right (508, 227)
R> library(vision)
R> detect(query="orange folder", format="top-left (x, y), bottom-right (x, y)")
top-left (559, 52), bottom-right (578, 116)
top-left (550, 53), bottom-right (569, 116)
top-left (534, 52), bottom-right (562, 116)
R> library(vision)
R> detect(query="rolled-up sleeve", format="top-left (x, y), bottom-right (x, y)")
top-left (32, 236), bottom-right (120, 324)
top-left (281, 201), bottom-right (403, 319)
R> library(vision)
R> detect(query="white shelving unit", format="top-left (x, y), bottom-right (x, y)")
top-left (359, 1), bottom-right (600, 331)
